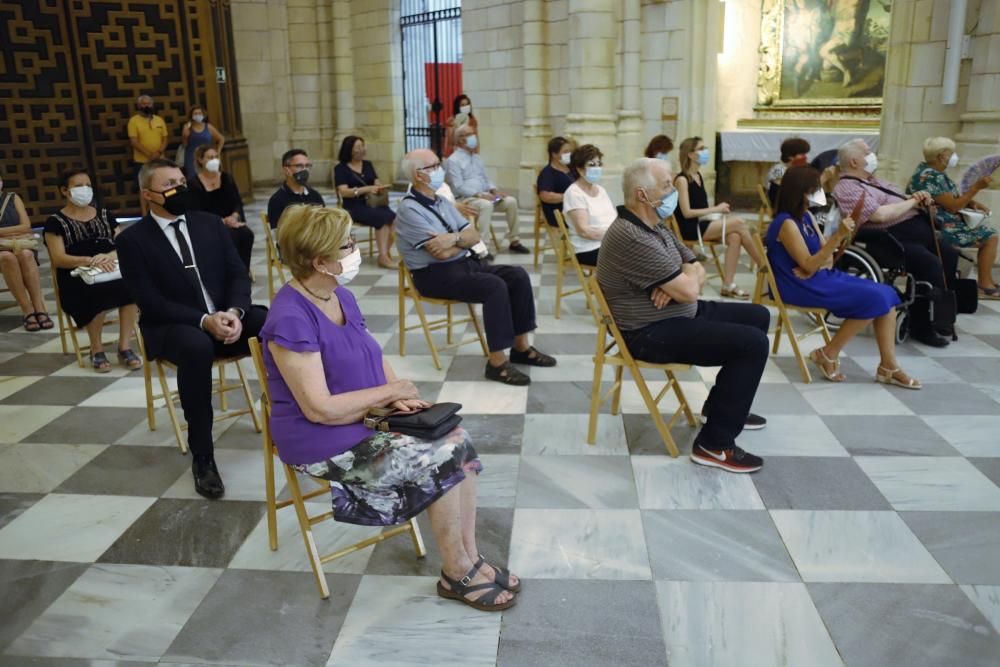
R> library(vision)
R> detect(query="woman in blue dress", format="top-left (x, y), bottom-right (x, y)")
top-left (181, 104), bottom-right (224, 178)
top-left (765, 166), bottom-right (920, 389)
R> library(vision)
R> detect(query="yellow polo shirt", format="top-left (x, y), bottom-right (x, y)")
top-left (127, 114), bottom-right (168, 163)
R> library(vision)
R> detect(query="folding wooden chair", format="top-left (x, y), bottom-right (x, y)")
top-left (137, 330), bottom-right (261, 454)
top-left (551, 210), bottom-right (597, 321)
top-left (335, 191), bottom-right (377, 259)
top-left (750, 231), bottom-right (832, 383)
top-left (398, 261), bottom-right (489, 371)
top-left (587, 276), bottom-right (697, 457)
top-left (756, 183), bottom-right (773, 230)
top-left (666, 215), bottom-right (725, 283)
top-left (532, 183), bottom-right (550, 268)
top-left (248, 337), bottom-right (426, 599)
top-left (260, 213), bottom-right (287, 302)
top-left (48, 261), bottom-right (123, 367)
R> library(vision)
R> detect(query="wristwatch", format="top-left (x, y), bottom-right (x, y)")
top-left (353, 187), bottom-right (359, 197)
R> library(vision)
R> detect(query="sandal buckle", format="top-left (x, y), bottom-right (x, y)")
top-left (460, 575), bottom-right (472, 586)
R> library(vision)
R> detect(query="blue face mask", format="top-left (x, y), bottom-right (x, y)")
top-left (428, 167), bottom-right (445, 191)
top-left (697, 148), bottom-right (710, 166)
top-left (654, 189), bottom-right (679, 219)
top-left (465, 134), bottom-right (478, 150)
top-left (584, 166), bottom-right (603, 184)
top-left (655, 152), bottom-right (669, 161)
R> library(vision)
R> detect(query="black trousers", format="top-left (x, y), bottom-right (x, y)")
top-left (410, 258), bottom-right (536, 353)
top-left (623, 301), bottom-right (770, 448)
top-left (228, 225), bottom-right (255, 271)
top-left (575, 248), bottom-right (600, 267)
top-left (157, 305), bottom-right (267, 461)
top-left (886, 213), bottom-right (959, 333)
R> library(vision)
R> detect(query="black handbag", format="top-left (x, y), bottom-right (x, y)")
top-left (363, 402), bottom-right (463, 440)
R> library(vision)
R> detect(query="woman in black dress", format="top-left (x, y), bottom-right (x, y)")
top-left (188, 145), bottom-right (254, 270)
top-left (674, 136), bottom-right (761, 299)
top-left (44, 168), bottom-right (141, 372)
top-left (333, 136), bottom-right (395, 269)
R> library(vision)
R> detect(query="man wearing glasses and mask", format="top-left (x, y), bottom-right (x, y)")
top-left (117, 159), bottom-right (268, 499)
top-left (267, 148), bottom-right (326, 230)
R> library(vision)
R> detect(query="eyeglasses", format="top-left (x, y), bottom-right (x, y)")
top-left (417, 162), bottom-right (442, 172)
top-left (586, 160), bottom-right (603, 167)
top-left (287, 163), bottom-right (313, 171)
top-left (339, 234), bottom-right (357, 252)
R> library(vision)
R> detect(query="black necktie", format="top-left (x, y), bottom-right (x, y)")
top-left (169, 219), bottom-right (208, 311)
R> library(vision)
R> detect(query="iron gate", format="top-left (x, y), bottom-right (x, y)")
top-left (400, 0), bottom-right (463, 156)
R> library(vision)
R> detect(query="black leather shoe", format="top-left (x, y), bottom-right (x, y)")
top-left (192, 459), bottom-right (225, 499)
top-left (912, 329), bottom-right (950, 348)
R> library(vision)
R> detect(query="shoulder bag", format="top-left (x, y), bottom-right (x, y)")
top-left (350, 166), bottom-right (389, 208)
top-left (0, 194), bottom-right (39, 251)
top-left (363, 402), bottom-right (463, 440)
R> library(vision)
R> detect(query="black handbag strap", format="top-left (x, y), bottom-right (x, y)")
top-left (839, 175), bottom-right (910, 201)
top-left (404, 194), bottom-right (459, 233)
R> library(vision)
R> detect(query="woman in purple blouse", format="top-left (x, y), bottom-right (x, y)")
top-left (259, 204), bottom-right (519, 611)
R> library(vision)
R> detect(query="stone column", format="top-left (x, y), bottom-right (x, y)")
top-left (518, 0), bottom-right (552, 204)
top-left (564, 0), bottom-right (622, 199)
top-left (331, 0), bottom-right (357, 161)
top-left (615, 0), bottom-right (643, 166)
top-left (287, 0), bottom-right (333, 182)
top-left (680, 0), bottom-right (724, 196)
top-left (955, 1), bottom-right (1000, 213)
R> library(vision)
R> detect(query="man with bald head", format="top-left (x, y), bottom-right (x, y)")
top-left (395, 149), bottom-right (556, 386)
top-left (444, 124), bottom-right (528, 254)
top-left (597, 158), bottom-right (769, 473)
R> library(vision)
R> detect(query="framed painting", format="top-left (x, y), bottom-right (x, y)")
top-left (756, 0), bottom-right (892, 109)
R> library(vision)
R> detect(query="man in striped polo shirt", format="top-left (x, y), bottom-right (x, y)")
top-left (596, 158), bottom-right (769, 473)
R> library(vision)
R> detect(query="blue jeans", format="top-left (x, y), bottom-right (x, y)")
top-left (622, 301), bottom-right (770, 448)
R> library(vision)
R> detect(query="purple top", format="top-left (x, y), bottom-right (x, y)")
top-left (259, 284), bottom-right (386, 465)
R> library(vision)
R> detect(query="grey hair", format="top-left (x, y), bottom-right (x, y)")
top-left (400, 150), bottom-right (433, 182)
top-left (922, 136), bottom-right (956, 162)
top-left (137, 94), bottom-right (153, 104)
top-left (837, 138), bottom-right (870, 169)
top-left (622, 157), bottom-right (666, 204)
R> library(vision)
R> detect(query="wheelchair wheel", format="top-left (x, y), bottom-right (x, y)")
top-left (825, 245), bottom-right (886, 331)
top-left (896, 309), bottom-right (909, 344)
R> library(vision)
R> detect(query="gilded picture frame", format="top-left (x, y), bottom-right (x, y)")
top-left (756, 0), bottom-right (891, 110)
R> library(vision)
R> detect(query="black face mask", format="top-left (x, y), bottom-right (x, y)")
top-left (140, 106), bottom-right (154, 116)
top-left (292, 169), bottom-right (310, 186)
top-left (152, 184), bottom-right (193, 216)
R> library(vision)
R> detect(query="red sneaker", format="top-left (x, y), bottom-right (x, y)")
top-left (690, 444), bottom-right (763, 473)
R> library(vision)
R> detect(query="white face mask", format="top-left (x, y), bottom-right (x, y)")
top-left (459, 104), bottom-right (471, 115)
top-left (192, 114), bottom-right (205, 123)
top-left (947, 152), bottom-right (959, 169)
top-left (205, 158), bottom-right (221, 173)
top-left (559, 152), bottom-right (572, 165)
top-left (69, 185), bottom-right (93, 207)
top-left (326, 247), bottom-right (362, 285)
top-left (807, 188), bottom-right (827, 208)
top-left (863, 152), bottom-right (878, 174)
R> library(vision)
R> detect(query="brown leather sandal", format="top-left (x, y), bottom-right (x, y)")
top-left (436, 562), bottom-right (516, 611)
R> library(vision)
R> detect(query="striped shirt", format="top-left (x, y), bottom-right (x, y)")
top-left (832, 174), bottom-right (918, 231)
top-left (596, 206), bottom-right (698, 331)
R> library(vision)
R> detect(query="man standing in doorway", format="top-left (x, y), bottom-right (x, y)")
top-left (127, 94), bottom-right (168, 213)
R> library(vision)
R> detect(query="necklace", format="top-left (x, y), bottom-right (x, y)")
top-left (298, 279), bottom-right (332, 302)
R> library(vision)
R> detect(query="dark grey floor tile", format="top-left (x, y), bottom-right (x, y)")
top-left (893, 383), bottom-right (1000, 415)
top-left (0, 492), bottom-right (43, 530)
top-left (212, 416), bottom-right (265, 451)
top-left (976, 334), bottom-right (1000, 351)
top-left (970, 458), bottom-right (1000, 487)
top-left (823, 415), bottom-right (959, 456)
top-left (0, 353), bottom-right (74, 376)
top-left (0, 376), bottom-right (117, 406)
top-left (772, 354), bottom-right (867, 384)
top-left (809, 583), bottom-right (1000, 667)
top-left (642, 510), bottom-right (799, 582)
top-left (623, 413), bottom-right (699, 456)
top-left (363, 285), bottom-right (402, 298)
top-left (516, 455), bottom-right (637, 509)
top-left (530, 333), bottom-right (596, 355)
top-left (163, 569), bottom-right (360, 667)
top-left (414, 380), bottom-right (442, 403)
top-left (54, 447), bottom-right (191, 497)
top-left (21, 407), bottom-right (147, 445)
top-left (749, 383), bottom-right (816, 415)
top-left (496, 579), bottom-right (667, 667)
top-left (97, 498), bottom-right (264, 568)
top-left (752, 457), bottom-right (891, 510)
top-left (901, 512), bottom-right (1000, 584)
top-left (461, 414), bottom-right (523, 454)
top-left (365, 507), bottom-right (513, 577)
top-left (527, 380), bottom-right (606, 413)
top-left (934, 357), bottom-right (1000, 384)
top-left (0, 560), bottom-right (88, 652)
top-left (444, 354), bottom-right (493, 381)
top-left (359, 313), bottom-right (398, 333)
top-left (0, 335), bottom-right (57, 356)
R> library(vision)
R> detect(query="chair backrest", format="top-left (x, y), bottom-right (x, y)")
top-left (248, 337), bottom-right (271, 420)
top-left (261, 212), bottom-right (276, 249)
top-left (552, 210), bottom-right (579, 261)
top-left (750, 229), bottom-right (785, 308)
top-left (756, 183), bottom-right (772, 215)
top-left (533, 183), bottom-right (542, 227)
top-left (587, 274), bottom-right (642, 367)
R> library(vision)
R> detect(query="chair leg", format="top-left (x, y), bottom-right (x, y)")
top-left (284, 466), bottom-right (331, 599)
top-left (611, 365), bottom-right (624, 415)
top-left (711, 246), bottom-right (725, 282)
top-left (771, 314), bottom-right (784, 354)
top-left (143, 358), bottom-right (156, 431)
top-left (158, 362), bottom-right (188, 454)
top-left (446, 303), bottom-right (455, 345)
top-left (467, 303), bottom-right (489, 356)
top-left (399, 277), bottom-right (407, 358)
top-left (236, 359), bottom-right (261, 433)
top-left (218, 362), bottom-right (228, 412)
top-left (533, 220), bottom-right (542, 268)
top-left (265, 447), bottom-right (279, 551)
top-left (408, 518), bottom-right (427, 557)
top-left (69, 324), bottom-right (84, 368)
top-left (586, 353), bottom-right (605, 445)
top-left (669, 371), bottom-right (698, 427)
top-left (632, 369), bottom-right (681, 457)
top-left (783, 316), bottom-right (812, 383)
top-left (554, 253), bottom-right (565, 319)
top-left (413, 296), bottom-right (443, 371)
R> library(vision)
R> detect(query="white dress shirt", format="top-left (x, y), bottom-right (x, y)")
top-left (151, 212), bottom-right (217, 313)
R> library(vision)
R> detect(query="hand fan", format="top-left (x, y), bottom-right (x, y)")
top-left (960, 154), bottom-right (1000, 194)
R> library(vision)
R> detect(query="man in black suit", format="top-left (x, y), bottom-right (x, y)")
top-left (117, 158), bottom-right (267, 499)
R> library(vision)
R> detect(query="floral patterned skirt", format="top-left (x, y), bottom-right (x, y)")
top-left (292, 427), bottom-right (481, 526)
top-left (940, 219), bottom-right (996, 248)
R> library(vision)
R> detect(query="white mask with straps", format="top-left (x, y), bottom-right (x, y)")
top-left (807, 189), bottom-right (827, 208)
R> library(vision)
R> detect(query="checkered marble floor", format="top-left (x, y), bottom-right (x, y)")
top-left (2, 189), bottom-right (1000, 666)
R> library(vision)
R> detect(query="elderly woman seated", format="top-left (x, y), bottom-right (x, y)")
top-left (907, 136), bottom-right (998, 298)
top-left (563, 144), bottom-right (618, 266)
top-left (259, 204), bottom-right (519, 611)
top-left (765, 166), bottom-right (920, 389)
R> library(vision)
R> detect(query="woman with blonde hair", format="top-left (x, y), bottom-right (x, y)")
top-left (674, 136), bottom-right (762, 299)
top-left (907, 136), bottom-right (997, 298)
top-left (260, 204), bottom-right (519, 611)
